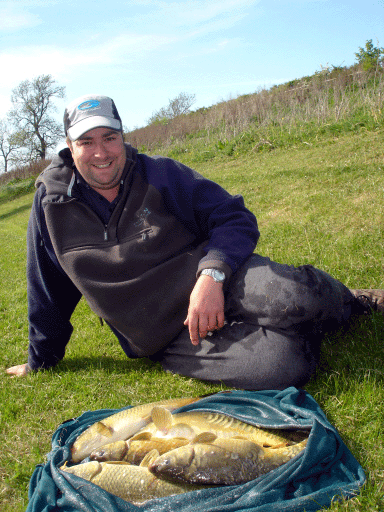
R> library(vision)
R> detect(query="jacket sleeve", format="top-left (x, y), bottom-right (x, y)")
top-left (27, 187), bottom-right (82, 370)
top-left (143, 155), bottom-right (260, 279)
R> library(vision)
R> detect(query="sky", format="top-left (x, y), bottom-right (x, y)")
top-left (0, 0), bottom-right (383, 146)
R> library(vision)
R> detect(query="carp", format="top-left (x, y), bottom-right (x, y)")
top-left (61, 451), bottom-right (206, 505)
top-left (149, 436), bottom-right (308, 485)
top-left (138, 406), bottom-right (308, 448)
top-left (90, 434), bottom-right (191, 464)
top-left (71, 396), bottom-right (201, 463)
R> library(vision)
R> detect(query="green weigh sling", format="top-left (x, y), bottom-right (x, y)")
top-left (26, 387), bottom-right (366, 512)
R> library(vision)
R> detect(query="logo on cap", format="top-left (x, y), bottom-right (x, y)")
top-left (78, 100), bottom-right (101, 110)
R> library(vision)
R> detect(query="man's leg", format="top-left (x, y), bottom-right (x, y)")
top-left (156, 255), bottom-right (356, 390)
top-left (155, 321), bottom-right (319, 390)
top-left (225, 254), bottom-right (356, 335)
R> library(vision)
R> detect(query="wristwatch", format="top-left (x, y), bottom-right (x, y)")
top-left (201, 268), bottom-right (226, 283)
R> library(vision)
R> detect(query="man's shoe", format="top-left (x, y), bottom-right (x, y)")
top-left (349, 289), bottom-right (384, 314)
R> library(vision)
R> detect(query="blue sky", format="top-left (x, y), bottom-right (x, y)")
top-left (0, 0), bottom-right (383, 138)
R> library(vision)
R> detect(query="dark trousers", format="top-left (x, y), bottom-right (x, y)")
top-left (154, 255), bottom-right (356, 390)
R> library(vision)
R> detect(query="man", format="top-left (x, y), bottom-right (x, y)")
top-left (6, 95), bottom-right (383, 389)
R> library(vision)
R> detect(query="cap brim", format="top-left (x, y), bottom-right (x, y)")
top-left (67, 116), bottom-right (122, 141)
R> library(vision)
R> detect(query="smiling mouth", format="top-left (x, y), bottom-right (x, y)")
top-left (94, 162), bottom-right (112, 169)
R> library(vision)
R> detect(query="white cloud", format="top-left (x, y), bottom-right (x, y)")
top-left (0, 0), bottom-right (261, 122)
top-left (0, 31), bottom-right (174, 96)
top-left (0, 0), bottom-right (59, 31)
top-left (0, 5), bottom-right (41, 31)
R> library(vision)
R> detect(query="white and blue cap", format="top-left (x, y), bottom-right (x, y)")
top-left (64, 94), bottom-right (123, 141)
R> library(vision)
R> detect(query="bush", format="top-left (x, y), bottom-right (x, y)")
top-left (0, 176), bottom-right (36, 204)
top-left (0, 160), bottom-right (49, 186)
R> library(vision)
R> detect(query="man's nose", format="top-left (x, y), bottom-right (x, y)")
top-left (94, 143), bottom-right (108, 158)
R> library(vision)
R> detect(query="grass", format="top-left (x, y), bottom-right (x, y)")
top-left (127, 65), bottom-right (384, 159)
top-left (0, 177), bottom-right (36, 205)
top-left (0, 126), bottom-right (384, 511)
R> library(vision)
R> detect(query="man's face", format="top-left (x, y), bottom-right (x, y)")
top-left (67, 127), bottom-right (126, 193)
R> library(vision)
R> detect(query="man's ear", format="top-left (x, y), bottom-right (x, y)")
top-left (66, 137), bottom-right (73, 151)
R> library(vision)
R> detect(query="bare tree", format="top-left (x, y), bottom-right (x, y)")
top-left (148, 92), bottom-right (196, 125)
top-left (0, 119), bottom-right (27, 173)
top-left (9, 74), bottom-right (65, 161)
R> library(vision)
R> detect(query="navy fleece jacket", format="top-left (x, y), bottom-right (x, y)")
top-left (26, 148), bottom-right (259, 370)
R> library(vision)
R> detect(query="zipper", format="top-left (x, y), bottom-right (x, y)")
top-left (103, 226), bottom-right (151, 243)
top-left (62, 226), bottom-right (152, 254)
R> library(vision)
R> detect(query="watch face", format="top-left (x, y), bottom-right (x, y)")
top-left (212, 269), bottom-right (225, 283)
top-left (202, 268), bottom-right (225, 282)
top-left (212, 270), bottom-right (225, 282)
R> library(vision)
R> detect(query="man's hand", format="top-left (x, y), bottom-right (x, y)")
top-left (6, 363), bottom-right (30, 377)
top-left (184, 274), bottom-right (225, 346)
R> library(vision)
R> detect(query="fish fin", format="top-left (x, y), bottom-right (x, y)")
top-left (130, 432), bottom-right (153, 441)
top-left (94, 421), bottom-right (114, 437)
top-left (192, 432), bottom-right (218, 444)
top-left (151, 406), bottom-right (173, 431)
top-left (89, 462), bottom-right (103, 480)
top-left (140, 449), bottom-right (160, 467)
top-left (168, 423), bottom-right (196, 439)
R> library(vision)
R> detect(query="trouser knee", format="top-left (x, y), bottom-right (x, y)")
top-left (225, 255), bottom-right (353, 331)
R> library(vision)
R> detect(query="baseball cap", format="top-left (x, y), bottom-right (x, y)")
top-left (64, 94), bottom-right (123, 141)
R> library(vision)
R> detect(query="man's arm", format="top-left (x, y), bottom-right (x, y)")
top-left (142, 155), bottom-right (260, 278)
top-left (6, 189), bottom-right (82, 376)
top-left (142, 155), bottom-right (259, 345)
top-left (184, 274), bottom-right (225, 345)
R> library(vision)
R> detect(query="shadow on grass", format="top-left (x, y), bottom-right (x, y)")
top-left (52, 355), bottom-right (162, 375)
top-left (318, 313), bottom-right (383, 372)
top-left (0, 203), bottom-right (32, 221)
top-left (306, 312), bottom-right (384, 398)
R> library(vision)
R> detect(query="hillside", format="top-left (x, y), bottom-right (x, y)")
top-left (1, 123), bottom-right (384, 510)
top-left (1, 61), bottom-right (384, 510)
top-left (0, 62), bottom-right (383, 189)
top-left (126, 63), bottom-right (383, 164)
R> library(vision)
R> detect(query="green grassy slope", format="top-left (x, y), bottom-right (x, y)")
top-left (0, 127), bottom-right (383, 510)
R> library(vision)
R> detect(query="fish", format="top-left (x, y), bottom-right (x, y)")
top-left (61, 451), bottom-right (207, 505)
top-left (137, 406), bottom-right (308, 448)
top-left (90, 433), bottom-right (191, 464)
top-left (71, 396), bottom-right (202, 463)
top-left (149, 436), bottom-right (308, 485)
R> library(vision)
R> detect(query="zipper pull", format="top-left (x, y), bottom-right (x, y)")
top-left (104, 227), bottom-right (108, 241)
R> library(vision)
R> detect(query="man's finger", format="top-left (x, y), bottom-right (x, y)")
top-left (217, 311), bottom-right (225, 329)
top-left (184, 314), bottom-right (200, 346)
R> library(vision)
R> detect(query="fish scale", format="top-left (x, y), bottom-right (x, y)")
top-left (141, 409), bottom-right (304, 448)
top-left (61, 459), bottom-right (205, 504)
top-left (149, 437), bottom-right (308, 485)
top-left (71, 396), bottom-right (202, 463)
